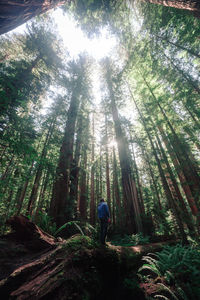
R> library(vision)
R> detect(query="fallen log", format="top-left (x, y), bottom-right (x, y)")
top-left (0, 215), bottom-right (179, 300)
top-left (5, 215), bottom-right (57, 251)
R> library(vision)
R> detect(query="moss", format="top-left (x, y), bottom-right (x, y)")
top-left (62, 235), bottom-right (94, 253)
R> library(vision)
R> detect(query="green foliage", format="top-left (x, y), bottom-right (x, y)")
top-left (35, 213), bottom-right (97, 243)
top-left (54, 220), bottom-right (85, 236)
top-left (138, 244), bottom-right (200, 299)
top-left (111, 233), bottom-right (150, 246)
top-left (35, 212), bottom-right (57, 236)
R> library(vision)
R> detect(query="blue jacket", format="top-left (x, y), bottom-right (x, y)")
top-left (98, 202), bottom-right (110, 219)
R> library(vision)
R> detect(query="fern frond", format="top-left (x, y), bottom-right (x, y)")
top-left (142, 255), bottom-right (160, 266)
top-left (176, 286), bottom-right (189, 300)
top-left (154, 295), bottom-right (170, 300)
top-left (157, 283), bottom-right (179, 300)
top-left (138, 264), bottom-right (161, 276)
top-left (73, 222), bottom-right (85, 236)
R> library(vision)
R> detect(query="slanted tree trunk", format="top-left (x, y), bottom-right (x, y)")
top-left (156, 137), bottom-right (197, 236)
top-left (140, 72), bottom-right (200, 210)
top-left (158, 125), bottom-right (200, 221)
top-left (144, 150), bottom-right (163, 210)
top-left (131, 91), bottom-right (188, 243)
top-left (132, 146), bottom-right (145, 215)
top-left (34, 168), bottom-right (50, 221)
top-left (141, 0), bottom-right (200, 16)
top-left (27, 118), bottom-right (55, 215)
top-left (155, 34), bottom-right (200, 59)
top-left (0, 1), bottom-right (63, 35)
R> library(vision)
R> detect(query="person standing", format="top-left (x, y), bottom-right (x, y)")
top-left (97, 198), bottom-right (110, 245)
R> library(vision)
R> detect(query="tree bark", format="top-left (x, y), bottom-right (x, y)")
top-left (130, 90), bottom-right (188, 243)
top-left (156, 137), bottom-right (196, 235)
top-left (106, 65), bottom-right (142, 234)
top-left (27, 118), bottom-right (55, 215)
top-left (112, 147), bottom-right (122, 227)
top-left (79, 149), bottom-right (88, 221)
top-left (140, 72), bottom-right (200, 209)
top-left (0, 1), bottom-right (64, 35)
top-left (141, 0), bottom-right (200, 15)
top-left (105, 115), bottom-right (112, 214)
top-left (50, 91), bottom-right (80, 227)
top-left (158, 125), bottom-right (200, 219)
top-left (69, 112), bottom-right (83, 218)
top-left (90, 114), bottom-right (95, 225)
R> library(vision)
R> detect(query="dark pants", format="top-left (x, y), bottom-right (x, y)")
top-left (99, 218), bottom-right (108, 245)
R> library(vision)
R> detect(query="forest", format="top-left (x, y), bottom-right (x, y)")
top-left (0, 0), bottom-right (200, 299)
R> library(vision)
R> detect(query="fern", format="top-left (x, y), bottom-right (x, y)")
top-left (54, 221), bottom-right (85, 236)
top-left (138, 244), bottom-right (200, 299)
top-left (157, 283), bottom-right (179, 300)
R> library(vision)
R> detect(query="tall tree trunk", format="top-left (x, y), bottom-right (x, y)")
top-left (69, 112), bottom-right (83, 218)
top-left (90, 114), bottom-right (95, 225)
top-left (156, 136), bottom-right (197, 235)
top-left (112, 147), bottom-right (122, 228)
top-left (50, 92), bottom-right (80, 227)
top-left (79, 149), bottom-right (88, 221)
top-left (131, 145), bottom-right (145, 215)
top-left (34, 168), bottom-right (50, 222)
top-left (158, 125), bottom-right (200, 220)
top-left (99, 145), bottom-right (103, 198)
top-left (0, 154), bottom-right (14, 181)
top-left (106, 65), bottom-right (142, 233)
top-left (27, 118), bottom-right (55, 215)
top-left (130, 90), bottom-right (188, 242)
top-left (142, 95), bottom-right (198, 234)
top-left (140, 72), bottom-right (200, 208)
top-left (105, 115), bottom-right (111, 213)
top-left (144, 150), bottom-right (163, 210)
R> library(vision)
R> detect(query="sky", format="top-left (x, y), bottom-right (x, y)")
top-left (52, 9), bottom-right (117, 60)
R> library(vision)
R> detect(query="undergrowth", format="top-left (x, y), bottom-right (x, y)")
top-left (35, 212), bottom-right (97, 239)
top-left (138, 244), bottom-right (200, 299)
top-left (110, 233), bottom-right (150, 246)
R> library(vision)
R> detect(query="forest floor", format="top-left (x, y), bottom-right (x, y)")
top-left (0, 215), bottom-right (178, 300)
